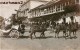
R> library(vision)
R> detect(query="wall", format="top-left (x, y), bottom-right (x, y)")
top-left (57, 15), bottom-right (80, 24)
top-left (30, 1), bottom-right (46, 9)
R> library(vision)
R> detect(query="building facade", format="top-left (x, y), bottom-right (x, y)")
top-left (29, 0), bottom-right (80, 23)
top-left (16, 0), bottom-right (49, 24)
top-left (18, 0), bottom-right (49, 18)
top-left (14, 0), bottom-right (80, 24)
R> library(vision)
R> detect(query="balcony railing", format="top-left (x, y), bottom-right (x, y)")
top-left (31, 9), bottom-right (64, 18)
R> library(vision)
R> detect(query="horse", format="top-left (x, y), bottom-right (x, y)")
top-left (55, 23), bottom-right (68, 38)
top-left (29, 24), bottom-right (47, 39)
top-left (68, 22), bottom-right (79, 38)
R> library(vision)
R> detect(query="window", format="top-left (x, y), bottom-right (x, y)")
top-left (41, 9), bottom-right (44, 15)
top-left (39, 9), bottom-right (41, 15)
top-left (53, 6), bottom-right (56, 12)
top-left (60, 4), bottom-right (62, 11)
top-left (50, 7), bottom-right (53, 13)
top-left (46, 8), bottom-right (48, 13)
top-left (54, 5), bottom-right (56, 12)
top-left (68, 2), bottom-right (69, 5)
top-left (44, 9), bottom-right (47, 14)
top-left (61, 4), bottom-right (63, 10)
top-left (48, 7), bottom-right (50, 13)
top-left (56, 5), bottom-right (60, 11)
top-left (49, 7), bottom-right (51, 13)
top-left (75, 0), bottom-right (79, 4)
top-left (47, 8), bottom-right (49, 13)
top-left (35, 11), bottom-right (36, 16)
top-left (65, 2), bottom-right (67, 6)
top-left (52, 6), bottom-right (54, 12)
top-left (24, 11), bottom-right (25, 15)
top-left (37, 10), bottom-right (39, 16)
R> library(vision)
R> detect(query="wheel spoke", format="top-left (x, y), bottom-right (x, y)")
top-left (9, 30), bottom-right (19, 38)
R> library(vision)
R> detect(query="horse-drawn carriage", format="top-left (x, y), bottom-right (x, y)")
top-left (1, 20), bottom-right (48, 39)
top-left (0, 18), bottom-right (79, 39)
top-left (1, 23), bottom-right (25, 38)
top-left (0, 25), bottom-right (18, 38)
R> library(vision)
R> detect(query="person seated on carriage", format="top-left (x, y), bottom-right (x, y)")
top-left (21, 23), bottom-right (25, 33)
top-left (18, 22), bottom-right (25, 35)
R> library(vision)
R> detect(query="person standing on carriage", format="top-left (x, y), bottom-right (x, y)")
top-left (18, 20), bottom-right (25, 36)
top-left (18, 20), bottom-right (22, 32)
top-left (20, 22), bottom-right (25, 35)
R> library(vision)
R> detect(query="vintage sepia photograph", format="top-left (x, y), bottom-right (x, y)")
top-left (0, 0), bottom-right (80, 50)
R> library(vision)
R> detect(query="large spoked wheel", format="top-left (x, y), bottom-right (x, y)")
top-left (9, 30), bottom-right (20, 39)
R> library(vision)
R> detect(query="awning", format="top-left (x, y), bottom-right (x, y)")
top-left (17, 17), bottom-right (27, 21)
top-left (28, 11), bottom-right (64, 22)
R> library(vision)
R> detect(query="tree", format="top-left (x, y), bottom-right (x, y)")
top-left (0, 16), bottom-right (4, 28)
top-left (64, 4), bottom-right (79, 22)
top-left (64, 4), bottom-right (79, 14)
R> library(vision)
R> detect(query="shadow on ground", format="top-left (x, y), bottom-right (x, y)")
top-left (0, 35), bottom-right (77, 39)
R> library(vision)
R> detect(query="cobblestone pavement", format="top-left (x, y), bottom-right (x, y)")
top-left (0, 29), bottom-right (80, 50)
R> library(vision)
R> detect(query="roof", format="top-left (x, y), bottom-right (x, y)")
top-left (29, 4), bottom-right (45, 12)
top-left (39, 1), bottom-right (56, 8)
top-left (29, 0), bottom-right (49, 2)
top-left (29, 0), bottom-right (59, 11)
top-left (29, 0), bottom-right (76, 12)
top-left (20, 0), bottom-right (49, 8)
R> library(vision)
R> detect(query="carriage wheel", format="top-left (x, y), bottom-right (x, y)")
top-left (9, 30), bottom-right (20, 38)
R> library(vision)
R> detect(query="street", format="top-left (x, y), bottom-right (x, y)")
top-left (0, 30), bottom-right (80, 50)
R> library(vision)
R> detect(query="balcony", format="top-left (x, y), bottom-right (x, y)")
top-left (32, 9), bottom-right (64, 17)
